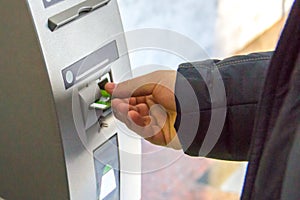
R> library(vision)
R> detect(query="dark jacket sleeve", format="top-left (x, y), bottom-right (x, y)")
top-left (174, 52), bottom-right (272, 161)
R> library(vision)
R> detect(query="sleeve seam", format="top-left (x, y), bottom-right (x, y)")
top-left (178, 56), bottom-right (271, 69)
top-left (217, 56), bottom-right (271, 68)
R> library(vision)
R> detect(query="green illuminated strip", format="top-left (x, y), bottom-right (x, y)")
top-left (101, 89), bottom-right (111, 98)
top-left (103, 164), bottom-right (112, 175)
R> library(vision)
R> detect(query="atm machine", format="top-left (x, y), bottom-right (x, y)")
top-left (0, 0), bottom-right (141, 200)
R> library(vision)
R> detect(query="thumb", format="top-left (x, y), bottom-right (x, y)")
top-left (105, 82), bottom-right (117, 94)
top-left (105, 73), bottom-right (158, 98)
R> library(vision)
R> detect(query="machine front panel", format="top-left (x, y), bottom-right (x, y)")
top-left (25, 0), bottom-right (141, 199)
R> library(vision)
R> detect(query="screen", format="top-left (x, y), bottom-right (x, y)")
top-left (93, 134), bottom-right (120, 200)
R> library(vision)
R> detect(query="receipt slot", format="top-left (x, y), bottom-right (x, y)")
top-left (0, 1), bottom-right (141, 200)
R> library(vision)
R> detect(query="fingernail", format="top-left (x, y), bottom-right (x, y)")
top-left (105, 82), bottom-right (116, 90)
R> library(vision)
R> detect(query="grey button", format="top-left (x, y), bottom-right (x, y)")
top-left (65, 70), bottom-right (74, 84)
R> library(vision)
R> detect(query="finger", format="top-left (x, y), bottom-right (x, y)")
top-left (104, 82), bottom-right (116, 94)
top-left (127, 110), bottom-right (151, 127)
top-left (119, 111), bottom-right (167, 147)
top-left (122, 113), bottom-right (146, 137)
top-left (112, 99), bottom-right (128, 114)
top-left (135, 103), bottom-right (149, 116)
top-left (112, 101), bottom-right (128, 122)
top-left (128, 96), bottom-right (148, 105)
top-left (125, 114), bottom-right (155, 138)
top-left (129, 97), bottom-right (137, 105)
top-left (136, 96), bottom-right (147, 104)
top-left (128, 110), bottom-right (145, 127)
top-left (111, 98), bottom-right (128, 107)
top-left (134, 122), bottom-right (159, 139)
top-left (112, 98), bottom-right (136, 113)
top-left (111, 99), bottom-right (136, 126)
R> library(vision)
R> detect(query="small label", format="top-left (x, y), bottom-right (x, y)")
top-left (43, 0), bottom-right (64, 8)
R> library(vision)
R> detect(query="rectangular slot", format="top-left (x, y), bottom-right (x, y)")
top-left (90, 72), bottom-right (112, 116)
top-left (48, 0), bottom-right (111, 31)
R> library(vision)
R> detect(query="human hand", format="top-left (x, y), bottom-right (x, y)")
top-left (105, 70), bottom-right (181, 149)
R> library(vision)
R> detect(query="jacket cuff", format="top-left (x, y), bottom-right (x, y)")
top-left (174, 60), bottom-right (215, 156)
top-left (174, 52), bottom-right (272, 159)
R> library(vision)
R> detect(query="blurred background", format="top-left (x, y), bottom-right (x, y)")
top-left (117, 0), bottom-right (294, 199)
